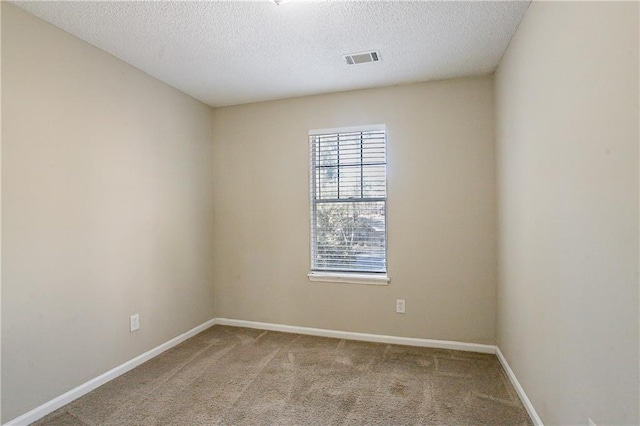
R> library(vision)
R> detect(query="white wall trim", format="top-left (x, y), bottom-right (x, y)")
top-left (309, 123), bottom-right (386, 136)
top-left (307, 272), bottom-right (390, 285)
top-left (218, 319), bottom-right (541, 425)
top-left (4, 318), bottom-right (217, 426)
top-left (214, 317), bottom-right (496, 354)
top-left (5, 318), bottom-right (542, 426)
top-left (495, 347), bottom-right (544, 425)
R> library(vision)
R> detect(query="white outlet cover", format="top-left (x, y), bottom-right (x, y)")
top-left (396, 299), bottom-right (406, 314)
top-left (130, 314), bottom-right (140, 332)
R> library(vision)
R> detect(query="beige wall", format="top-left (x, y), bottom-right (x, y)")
top-left (212, 76), bottom-right (497, 345)
top-left (0, 2), bottom-right (3, 422)
top-left (10, 1), bottom-right (638, 423)
top-left (1, 4), bottom-right (216, 422)
top-left (495, 2), bottom-right (639, 424)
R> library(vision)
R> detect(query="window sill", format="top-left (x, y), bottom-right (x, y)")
top-left (307, 272), bottom-right (390, 286)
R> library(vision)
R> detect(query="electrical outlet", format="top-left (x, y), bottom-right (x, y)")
top-left (588, 419), bottom-right (596, 426)
top-left (130, 314), bottom-right (140, 332)
top-left (396, 299), bottom-right (406, 314)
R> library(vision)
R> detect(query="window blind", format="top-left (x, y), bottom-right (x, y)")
top-left (310, 126), bottom-right (387, 274)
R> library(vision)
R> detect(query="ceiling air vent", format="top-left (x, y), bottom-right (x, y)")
top-left (344, 50), bottom-right (380, 65)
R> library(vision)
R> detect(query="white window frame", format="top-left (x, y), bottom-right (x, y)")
top-left (308, 124), bottom-right (390, 286)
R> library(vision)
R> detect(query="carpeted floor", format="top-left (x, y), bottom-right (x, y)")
top-left (33, 325), bottom-right (532, 425)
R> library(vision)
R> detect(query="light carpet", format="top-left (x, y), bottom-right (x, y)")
top-left (33, 325), bottom-right (532, 425)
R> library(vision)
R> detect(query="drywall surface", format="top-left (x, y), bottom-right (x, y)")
top-left (1, 4), bottom-right (216, 421)
top-left (212, 76), bottom-right (497, 345)
top-left (495, 1), bottom-right (639, 424)
top-left (10, 1), bottom-right (529, 107)
top-left (0, 3), bottom-right (3, 422)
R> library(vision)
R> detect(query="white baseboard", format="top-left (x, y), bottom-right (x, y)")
top-left (219, 318), bottom-right (541, 425)
top-left (496, 347), bottom-right (543, 425)
top-left (214, 317), bottom-right (496, 354)
top-left (6, 317), bottom-right (541, 426)
top-left (5, 318), bottom-right (217, 426)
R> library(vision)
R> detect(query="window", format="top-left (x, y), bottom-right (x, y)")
top-left (308, 125), bottom-right (389, 285)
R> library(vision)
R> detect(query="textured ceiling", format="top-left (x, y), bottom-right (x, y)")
top-left (12, 1), bottom-right (530, 107)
